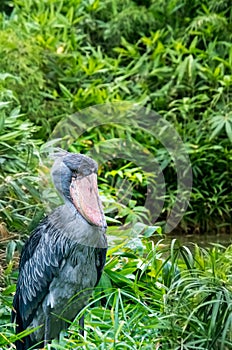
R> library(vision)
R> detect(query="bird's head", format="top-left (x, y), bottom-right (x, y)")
top-left (51, 151), bottom-right (106, 229)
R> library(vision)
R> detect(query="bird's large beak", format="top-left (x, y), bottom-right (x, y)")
top-left (70, 173), bottom-right (106, 227)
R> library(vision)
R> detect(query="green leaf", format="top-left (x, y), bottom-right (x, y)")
top-left (225, 120), bottom-right (232, 142)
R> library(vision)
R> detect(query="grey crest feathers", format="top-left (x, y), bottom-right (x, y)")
top-left (51, 150), bottom-right (98, 200)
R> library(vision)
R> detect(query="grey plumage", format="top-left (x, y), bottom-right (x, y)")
top-left (12, 152), bottom-right (107, 349)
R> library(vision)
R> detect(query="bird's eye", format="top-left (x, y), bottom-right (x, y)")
top-left (72, 170), bottom-right (78, 179)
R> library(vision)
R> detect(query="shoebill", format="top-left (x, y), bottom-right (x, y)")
top-left (12, 151), bottom-right (107, 349)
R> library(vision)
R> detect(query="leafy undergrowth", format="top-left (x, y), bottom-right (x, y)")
top-left (0, 0), bottom-right (231, 233)
top-left (1, 233), bottom-right (232, 350)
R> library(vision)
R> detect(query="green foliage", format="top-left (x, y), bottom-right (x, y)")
top-left (1, 236), bottom-right (232, 349)
top-left (0, 82), bottom-right (43, 234)
top-left (70, 238), bottom-right (232, 349)
top-left (0, 0), bottom-right (231, 232)
top-left (162, 243), bottom-right (232, 349)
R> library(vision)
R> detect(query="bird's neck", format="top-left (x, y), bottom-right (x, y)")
top-left (49, 201), bottom-right (107, 249)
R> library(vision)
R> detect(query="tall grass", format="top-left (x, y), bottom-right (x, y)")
top-left (1, 236), bottom-right (232, 349)
top-left (3, 227), bottom-right (231, 347)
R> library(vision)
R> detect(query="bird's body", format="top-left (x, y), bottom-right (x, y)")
top-left (12, 151), bottom-right (107, 349)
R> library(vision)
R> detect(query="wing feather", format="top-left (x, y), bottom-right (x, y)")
top-left (12, 217), bottom-right (66, 333)
top-left (12, 211), bottom-right (107, 350)
top-left (95, 247), bottom-right (107, 286)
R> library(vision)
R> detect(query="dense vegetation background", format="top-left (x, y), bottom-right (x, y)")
top-left (0, 0), bottom-right (232, 349)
